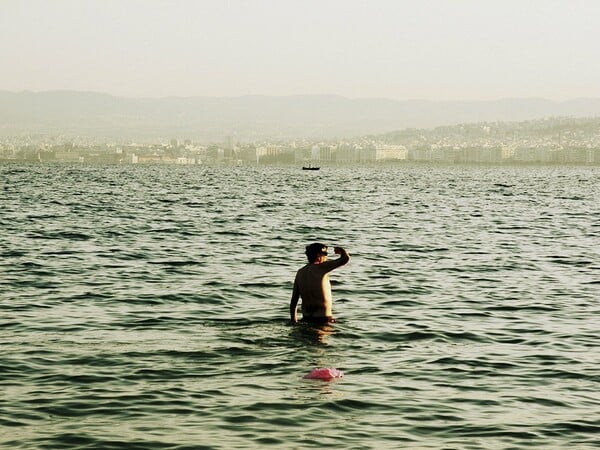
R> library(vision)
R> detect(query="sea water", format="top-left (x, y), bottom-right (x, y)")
top-left (1, 163), bottom-right (599, 449)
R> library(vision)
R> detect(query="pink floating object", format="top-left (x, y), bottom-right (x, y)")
top-left (303, 367), bottom-right (344, 380)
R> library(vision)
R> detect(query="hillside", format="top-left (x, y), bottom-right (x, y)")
top-left (1, 91), bottom-right (600, 141)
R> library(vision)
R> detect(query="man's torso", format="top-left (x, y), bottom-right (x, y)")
top-left (295, 263), bottom-right (333, 318)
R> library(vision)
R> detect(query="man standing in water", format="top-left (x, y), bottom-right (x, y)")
top-left (290, 243), bottom-right (350, 324)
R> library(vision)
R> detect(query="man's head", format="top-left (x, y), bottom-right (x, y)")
top-left (305, 243), bottom-right (328, 263)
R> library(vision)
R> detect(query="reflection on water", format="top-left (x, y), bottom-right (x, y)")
top-left (290, 323), bottom-right (335, 346)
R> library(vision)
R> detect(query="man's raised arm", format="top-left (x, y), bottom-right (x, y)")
top-left (322, 246), bottom-right (350, 272)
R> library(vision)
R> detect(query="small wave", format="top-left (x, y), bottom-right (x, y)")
top-left (321, 398), bottom-right (387, 412)
top-left (529, 368), bottom-right (599, 383)
top-left (26, 231), bottom-right (92, 240)
top-left (380, 299), bottom-right (423, 307)
top-left (410, 423), bottom-right (541, 439)
top-left (542, 420), bottom-right (600, 435)
top-left (32, 433), bottom-right (177, 449)
top-left (547, 255), bottom-right (594, 267)
top-left (556, 196), bottom-right (585, 201)
top-left (147, 259), bottom-right (205, 267)
top-left (485, 304), bottom-right (559, 312)
top-left (519, 396), bottom-right (571, 408)
top-left (1, 249), bottom-right (28, 257)
top-left (214, 230), bottom-right (251, 236)
top-left (361, 329), bottom-right (483, 343)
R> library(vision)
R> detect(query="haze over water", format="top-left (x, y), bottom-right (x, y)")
top-left (1, 163), bottom-right (599, 449)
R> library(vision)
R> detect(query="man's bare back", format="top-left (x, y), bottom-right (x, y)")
top-left (290, 243), bottom-right (350, 323)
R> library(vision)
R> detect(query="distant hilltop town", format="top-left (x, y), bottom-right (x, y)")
top-left (2, 116), bottom-right (600, 166)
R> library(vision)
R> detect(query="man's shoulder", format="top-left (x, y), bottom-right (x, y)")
top-left (295, 263), bottom-right (311, 275)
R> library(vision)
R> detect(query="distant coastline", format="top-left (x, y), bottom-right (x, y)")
top-left (2, 116), bottom-right (599, 166)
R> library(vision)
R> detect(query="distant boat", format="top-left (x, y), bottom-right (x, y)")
top-left (302, 164), bottom-right (320, 170)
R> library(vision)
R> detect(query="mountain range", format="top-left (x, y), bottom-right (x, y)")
top-left (1, 90), bottom-right (600, 142)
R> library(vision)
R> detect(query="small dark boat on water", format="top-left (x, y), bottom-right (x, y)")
top-left (302, 165), bottom-right (320, 170)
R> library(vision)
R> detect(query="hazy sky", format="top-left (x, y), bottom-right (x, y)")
top-left (1, 0), bottom-right (599, 100)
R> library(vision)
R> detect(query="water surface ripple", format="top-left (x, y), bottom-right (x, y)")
top-left (1, 163), bottom-right (599, 449)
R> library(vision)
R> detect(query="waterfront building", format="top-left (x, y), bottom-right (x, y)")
top-left (513, 146), bottom-right (545, 163)
top-left (409, 146), bottom-right (432, 161)
top-left (362, 144), bottom-right (408, 161)
top-left (334, 144), bottom-right (359, 163)
top-left (430, 147), bottom-right (455, 162)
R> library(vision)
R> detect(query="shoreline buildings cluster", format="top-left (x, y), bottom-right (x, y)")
top-left (2, 117), bottom-right (600, 165)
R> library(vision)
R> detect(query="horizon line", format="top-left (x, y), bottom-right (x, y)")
top-left (2, 89), bottom-right (600, 103)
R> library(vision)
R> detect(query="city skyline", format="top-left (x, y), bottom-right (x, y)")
top-left (4, 115), bottom-right (599, 166)
top-left (2, 0), bottom-right (600, 101)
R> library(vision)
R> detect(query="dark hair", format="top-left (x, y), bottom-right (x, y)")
top-left (305, 243), bottom-right (328, 262)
